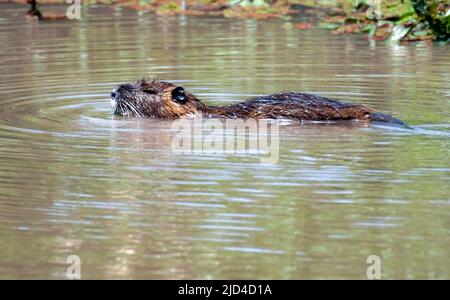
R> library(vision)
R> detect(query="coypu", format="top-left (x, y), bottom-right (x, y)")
top-left (110, 79), bottom-right (405, 125)
top-left (27, 0), bottom-right (67, 20)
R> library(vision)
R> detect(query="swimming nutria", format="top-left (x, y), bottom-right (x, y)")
top-left (110, 79), bottom-right (405, 125)
top-left (27, 0), bottom-right (67, 20)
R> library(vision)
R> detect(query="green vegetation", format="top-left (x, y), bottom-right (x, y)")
top-left (22, 0), bottom-right (450, 41)
top-left (319, 0), bottom-right (449, 42)
top-left (411, 0), bottom-right (450, 40)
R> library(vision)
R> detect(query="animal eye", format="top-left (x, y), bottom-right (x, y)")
top-left (143, 89), bottom-right (157, 94)
top-left (171, 86), bottom-right (187, 104)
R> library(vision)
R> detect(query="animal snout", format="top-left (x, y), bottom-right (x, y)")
top-left (117, 84), bottom-right (134, 94)
top-left (111, 84), bottom-right (134, 99)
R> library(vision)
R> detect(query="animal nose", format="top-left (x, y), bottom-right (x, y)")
top-left (112, 84), bottom-right (133, 99)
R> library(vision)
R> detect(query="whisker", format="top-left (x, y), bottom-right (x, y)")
top-left (129, 102), bottom-right (142, 117)
top-left (124, 101), bottom-right (141, 117)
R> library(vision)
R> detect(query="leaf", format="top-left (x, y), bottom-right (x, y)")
top-left (319, 22), bottom-right (341, 30)
top-left (390, 25), bottom-right (410, 42)
top-left (368, 24), bottom-right (377, 37)
top-left (395, 11), bottom-right (417, 24)
top-left (414, 30), bottom-right (428, 36)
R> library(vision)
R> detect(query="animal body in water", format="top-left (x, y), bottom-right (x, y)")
top-left (27, 0), bottom-right (67, 21)
top-left (110, 79), bottom-right (406, 125)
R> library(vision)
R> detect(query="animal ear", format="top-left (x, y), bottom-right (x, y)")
top-left (171, 86), bottom-right (187, 104)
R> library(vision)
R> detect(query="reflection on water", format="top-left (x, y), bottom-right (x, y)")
top-left (0, 4), bottom-right (449, 279)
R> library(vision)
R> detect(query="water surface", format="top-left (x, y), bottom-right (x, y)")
top-left (0, 4), bottom-right (449, 279)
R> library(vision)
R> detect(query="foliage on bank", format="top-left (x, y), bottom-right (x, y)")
top-left (9, 0), bottom-right (450, 42)
top-left (102, 0), bottom-right (450, 42)
top-left (320, 0), bottom-right (449, 42)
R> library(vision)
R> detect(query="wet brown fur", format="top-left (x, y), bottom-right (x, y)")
top-left (111, 79), bottom-right (404, 124)
top-left (205, 93), bottom-right (375, 120)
